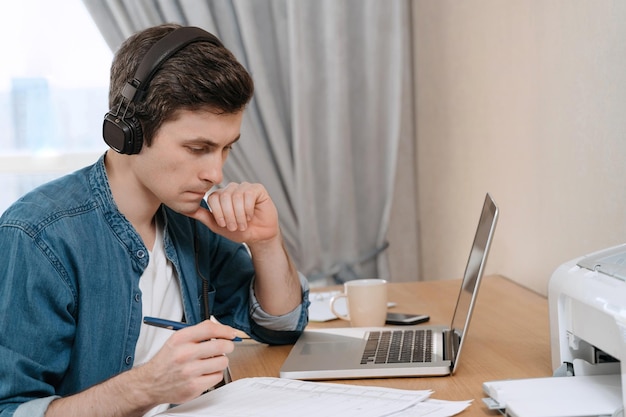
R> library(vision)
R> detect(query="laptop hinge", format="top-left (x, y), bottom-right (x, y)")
top-left (443, 329), bottom-right (460, 368)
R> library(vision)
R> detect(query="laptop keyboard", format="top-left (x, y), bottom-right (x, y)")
top-left (360, 330), bottom-right (433, 365)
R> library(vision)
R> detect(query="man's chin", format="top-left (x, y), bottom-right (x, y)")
top-left (167, 200), bottom-right (203, 217)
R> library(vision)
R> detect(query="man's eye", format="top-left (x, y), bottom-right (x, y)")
top-left (187, 146), bottom-right (207, 154)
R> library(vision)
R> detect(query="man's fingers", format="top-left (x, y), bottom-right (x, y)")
top-left (207, 182), bottom-right (259, 231)
top-left (171, 320), bottom-right (238, 345)
top-left (206, 193), bottom-right (227, 228)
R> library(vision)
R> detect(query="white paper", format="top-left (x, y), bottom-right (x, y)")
top-left (157, 377), bottom-right (434, 417)
top-left (308, 291), bottom-right (343, 321)
top-left (393, 399), bottom-right (473, 417)
top-left (483, 374), bottom-right (622, 417)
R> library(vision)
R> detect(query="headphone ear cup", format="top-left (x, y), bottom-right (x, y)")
top-left (125, 115), bottom-right (144, 155)
top-left (103, 112), bottom-right (143, 155)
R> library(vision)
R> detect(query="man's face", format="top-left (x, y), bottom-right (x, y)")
top-left (132, 108), bottom-right (243, 215)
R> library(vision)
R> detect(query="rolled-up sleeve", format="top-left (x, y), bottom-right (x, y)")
top-left (249, 272), bottom-right (310, 331)
top-left (14, 396), bottom-right (59, 417)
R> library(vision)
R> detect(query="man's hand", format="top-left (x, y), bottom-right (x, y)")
top-left (189, 181), bottom-right (301, 317)
top-left (189, 182), bottom-right (280, 244)
top-left (136, 320), bottom-right (237, 405)
top-left (45, 320), bottom-right (238, 417)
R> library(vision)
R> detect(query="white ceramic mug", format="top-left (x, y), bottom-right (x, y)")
top-left (329, 279), bottom-right (387, 327)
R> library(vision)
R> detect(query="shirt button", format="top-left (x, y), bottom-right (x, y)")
top-left (134, 293), bottom-right (141, 302)
top-left (136, 250), bottom-right (146, 258)
top-left (125, 356), bottom-right (132, 365)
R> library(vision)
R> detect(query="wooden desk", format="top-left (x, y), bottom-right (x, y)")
top-left (228, 275), bottom-right (553, 416)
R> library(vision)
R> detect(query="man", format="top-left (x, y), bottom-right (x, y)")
top-left (0, 24), bottom-right (309, 417)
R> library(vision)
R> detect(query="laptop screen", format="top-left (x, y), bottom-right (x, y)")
top-left (449, 193), bottom-right (498, 371)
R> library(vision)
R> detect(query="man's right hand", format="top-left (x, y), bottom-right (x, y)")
top-left (45, 320), bottom-right (237, 417)
top-left (137, 320), bottom-right (237, 404)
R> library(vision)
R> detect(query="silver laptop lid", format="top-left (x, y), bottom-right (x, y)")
top-left (449, 193), bottom-right (498, 373)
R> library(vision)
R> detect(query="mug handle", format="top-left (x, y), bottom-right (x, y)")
top-left (329, 294), bottom-right (350, 321)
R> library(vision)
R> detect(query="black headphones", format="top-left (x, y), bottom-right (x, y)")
top-left (103, 26), bottom-right (221, 155)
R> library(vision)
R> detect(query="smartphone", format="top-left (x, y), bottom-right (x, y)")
top-left (385, 312), bottom-right (430, 325)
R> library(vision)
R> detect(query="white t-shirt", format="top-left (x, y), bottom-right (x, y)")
top-left (134, 221), bottom-right (183, 417)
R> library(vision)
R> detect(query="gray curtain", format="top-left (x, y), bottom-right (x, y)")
top-left (83, 0), bottom-right (414, 285)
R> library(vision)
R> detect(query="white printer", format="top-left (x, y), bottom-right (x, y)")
top-left (483, 244), bottom-right (626, 416)
top-left (549, 243), bottom-right (626, 411)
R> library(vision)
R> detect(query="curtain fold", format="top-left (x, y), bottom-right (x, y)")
top-left (83, 0), bottom-right (414, 284)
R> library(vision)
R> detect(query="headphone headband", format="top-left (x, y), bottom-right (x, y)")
top-left (122, 27), bottom-right (221, 104)
top-left (103, 26), bottom-right (220, 154)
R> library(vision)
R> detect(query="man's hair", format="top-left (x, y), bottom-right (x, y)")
top-left (108, 23), bottom-right (254, 146)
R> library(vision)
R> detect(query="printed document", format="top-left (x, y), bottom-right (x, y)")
top-left (156, 377), bottom-right (471, 417)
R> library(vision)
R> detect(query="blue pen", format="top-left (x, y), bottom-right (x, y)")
top-left (143, 316), bottom-right (243, 341)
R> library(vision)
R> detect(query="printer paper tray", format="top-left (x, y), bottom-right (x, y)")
top-left (482, 374), bottom-right (621, 417)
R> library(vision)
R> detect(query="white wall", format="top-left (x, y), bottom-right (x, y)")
top-left (411, 0), bottom-right (626, 295)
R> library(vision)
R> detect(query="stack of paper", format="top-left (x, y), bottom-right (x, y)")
top-left (157, 377), bottom-right (471, 417)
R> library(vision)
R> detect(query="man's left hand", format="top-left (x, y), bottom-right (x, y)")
top-left (189, 182), bottom-right (279, 244)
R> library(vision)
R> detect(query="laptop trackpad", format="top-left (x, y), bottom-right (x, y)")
top-left (301, 341), bottom-right (354, 355)
top-left (284, 330), bottom-right (366, 370)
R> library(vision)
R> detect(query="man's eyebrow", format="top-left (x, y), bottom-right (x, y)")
top-left (187, 134), bottom-right (241, 146)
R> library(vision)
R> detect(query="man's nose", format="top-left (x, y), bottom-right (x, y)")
top-left (199, 156), bottom-right (224, 185)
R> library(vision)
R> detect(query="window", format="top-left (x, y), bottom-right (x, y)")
top-left (0, 0), bottom-right (112, 213)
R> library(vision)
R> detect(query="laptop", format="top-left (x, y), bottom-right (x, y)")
top-left (280, 193), bottom-right (499, 380)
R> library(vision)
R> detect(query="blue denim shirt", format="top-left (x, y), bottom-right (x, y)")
top-left (0, 155), bottom-right (309, 417)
